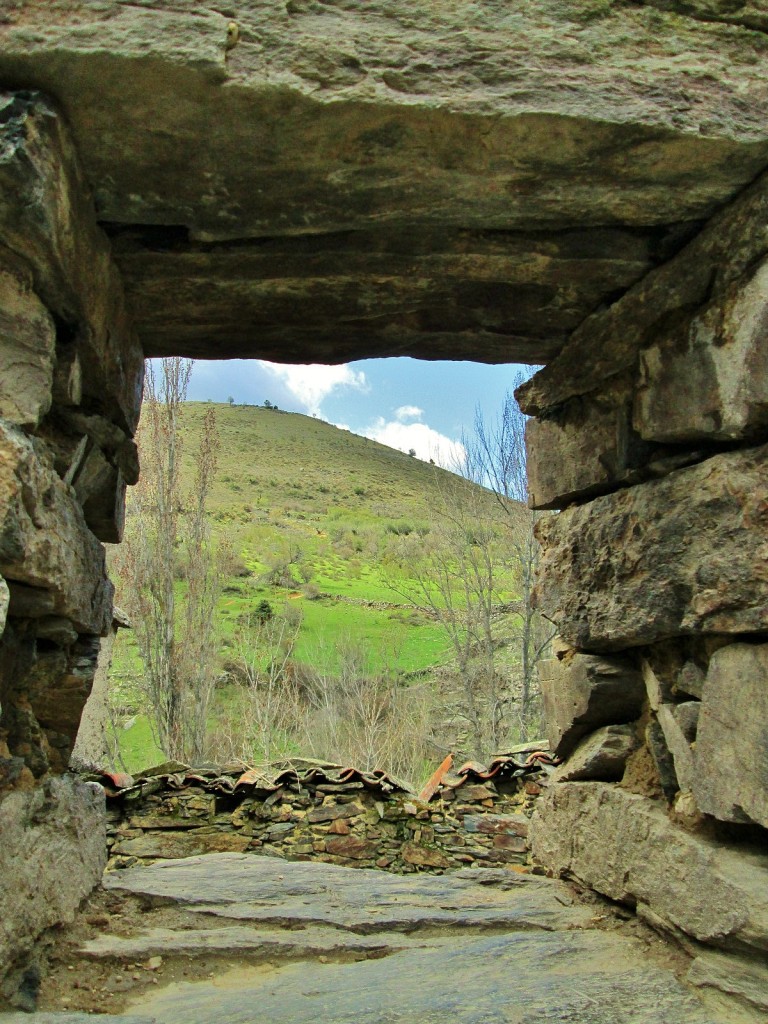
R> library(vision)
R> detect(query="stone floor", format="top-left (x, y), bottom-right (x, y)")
top-left (1, 854), bottom-right (727, 1023)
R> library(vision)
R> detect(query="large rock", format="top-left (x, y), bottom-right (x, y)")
top-left (520, 170), bottom-right (768, 508)
top-left (693, 642), bottom-right (768, 829)
top-left (121, 931), bottom-right (719, 1024)
top-left (530, 782), bottom-right (768, 953)
top-left (106, 854), bottom-right (591, 935)
top-left (0, 776), bottom-right (106, 985)
top-left (95, 854), bottom-right (717, 1023)
top-left (0, 265), bottom-right (56, 429)
top-left (519, 166), bottom-right (768, 416)
top-left (688, 949), bottom-right (768, 1020)
top-left (553, 724), bottom-right (637, 783)
top-left (525, 380), bottom-right (655, 510)
top-left (635, 256), bottom-right (768, 444)
top-left (535, 444), bottom-right (768, 650)
top-left (538, 651), bottom-right (644, 756)
top-left (0, 421), bottom-right (112, 635)
top-left (0, 92), bottom-right (143, 433)
top-left (2, 6), bottom-right (768, 364)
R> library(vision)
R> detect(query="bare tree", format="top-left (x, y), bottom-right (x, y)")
top-left (114, 359), bottom-right (222, 763)
top-left (388, 477), bottom-right (512, 759)
top-left (460, 375), bottom-right (554, 741)
top-left (299, 637), bottom-right (436, 785)
top-left (217, 609), bottom-right (303, 765)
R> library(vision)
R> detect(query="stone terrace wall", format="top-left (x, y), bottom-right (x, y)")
top-left (0, 92), bottom-right (143, 994)
top-left (102, 763), bottom-right (546, 875)
top-left (518, 171), bottom-right (768, 1018)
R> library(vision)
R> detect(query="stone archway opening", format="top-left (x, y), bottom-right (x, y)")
top-left (1, 1), bottom-right (768, 1011)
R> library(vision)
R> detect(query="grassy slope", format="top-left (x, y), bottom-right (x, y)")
top-left (110, 402), bottom-right (512, 770)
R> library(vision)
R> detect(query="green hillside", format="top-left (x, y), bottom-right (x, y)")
top-left (108, 402), bottom-right (529, 781)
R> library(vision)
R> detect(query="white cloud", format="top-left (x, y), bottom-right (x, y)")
top-left (394, 405), bottom-right (424, 422)
top-left (258, 361), bottom-right (369, 417)
top-left (361, 417), bottom-right (465, 469)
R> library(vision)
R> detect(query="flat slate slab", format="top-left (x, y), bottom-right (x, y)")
top-left (120, 931), bottom-right (718, 1024)
top-left (103, 853), bottom-right (591, 934)
top-left (1, 854), bottom-right (720, 1023)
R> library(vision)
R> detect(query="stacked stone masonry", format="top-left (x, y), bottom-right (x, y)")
top-left (519, 163), bottom-right (768, 1018)
top-left (0, 92), bottom-right (142, 997)
top-left (103, 769), bottom-right (540, 876)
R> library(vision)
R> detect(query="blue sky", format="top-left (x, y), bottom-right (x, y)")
top-left (184, 358), bottom-right (536, 467)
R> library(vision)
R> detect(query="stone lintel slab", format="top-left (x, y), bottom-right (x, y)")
top-left (0, 776), bottom-right (106, 985)
top-left (693, 642), bottom-right (768, 830)
top-left (0, 91), bottom-right (143, 434)
top-left (530, 782), bottom-right (768, 954)
top-left (3, 7), bottom-right (768, 362)
top-left (535, 444), bottom-right (768, 651)
top-left (0, 420), bottom-right (112, 635)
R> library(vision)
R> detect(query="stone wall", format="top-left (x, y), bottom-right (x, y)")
top-left (101, 763), bottom-right (543, 875)
top-left (518, 171), bottom-right (768, 1017)
top-left (0, 92), bottom-right (143, 993)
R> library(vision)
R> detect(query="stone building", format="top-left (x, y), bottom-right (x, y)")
top-left (0, 1), bottom-right (766, 1010)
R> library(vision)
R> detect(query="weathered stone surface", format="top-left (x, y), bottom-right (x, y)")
top-left (519, 167), bottom-right (768, 416)
top-left (646, 718), bottom-right (681, 801)
top-left (530, 782), bottom-right (768, 953)
top-left (462, 814), bottom-right (528, 837)
top-left (0, 92), bottom-right (143, 433)
top-left (112, 831), bottom-right (250, 860)
top-left (0, 574), bottom-right (8, 639)
top-left (0, 776), bottom-right (106, 979)
top-left (71, 444), bottom-right (125, 544)
top-left (693, 642), bottom-right (768, 829)
top-left (525, 381), bottom-right (656, 510)
top-left (325, 835), bottom-right (377, 860)
top-left (688, 949), bottom-right (768, 1020)
top-left (635, 256), bottom-right (768, 444)
top-left (18, 855), bottom-right (719, 1023)
top-left (82, 924), bottom-right (410, 963)
top-left (553, 725), bottom-right (637, 783)
top-left (657, 704), bottom-right (695, 795)
top-left (535, 444), bottom-right (768, 650)
top-left (0, 265), bottom-right (56, 428)
top-left (2, 7), bottom-right (768, 364)
top-left (121, 931), bottom-right (719, 1024)
top-left (106, 853), bottom-right (592, 935)
top-left (538, 651), bottom-right (644, 757)
top-left (677, 661), bottom-right (706, 699)
top-left (672, 701), bottom-right (700, 743)
top-left (401, 841), bottom-right (450, 869)
top-left (0, 421), bottom-right (112, 634)
top-left (71, 618), bottom-right (120, 770)
top-left (307, 801), bottom-right (363, 823)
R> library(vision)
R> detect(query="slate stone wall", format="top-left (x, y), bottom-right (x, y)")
top-left (0, 93), bottom-right (143, 991)
top-left (105, 776), bottom-right (539, 875)
top-left (519, 172), bottom-right (768, 1008)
